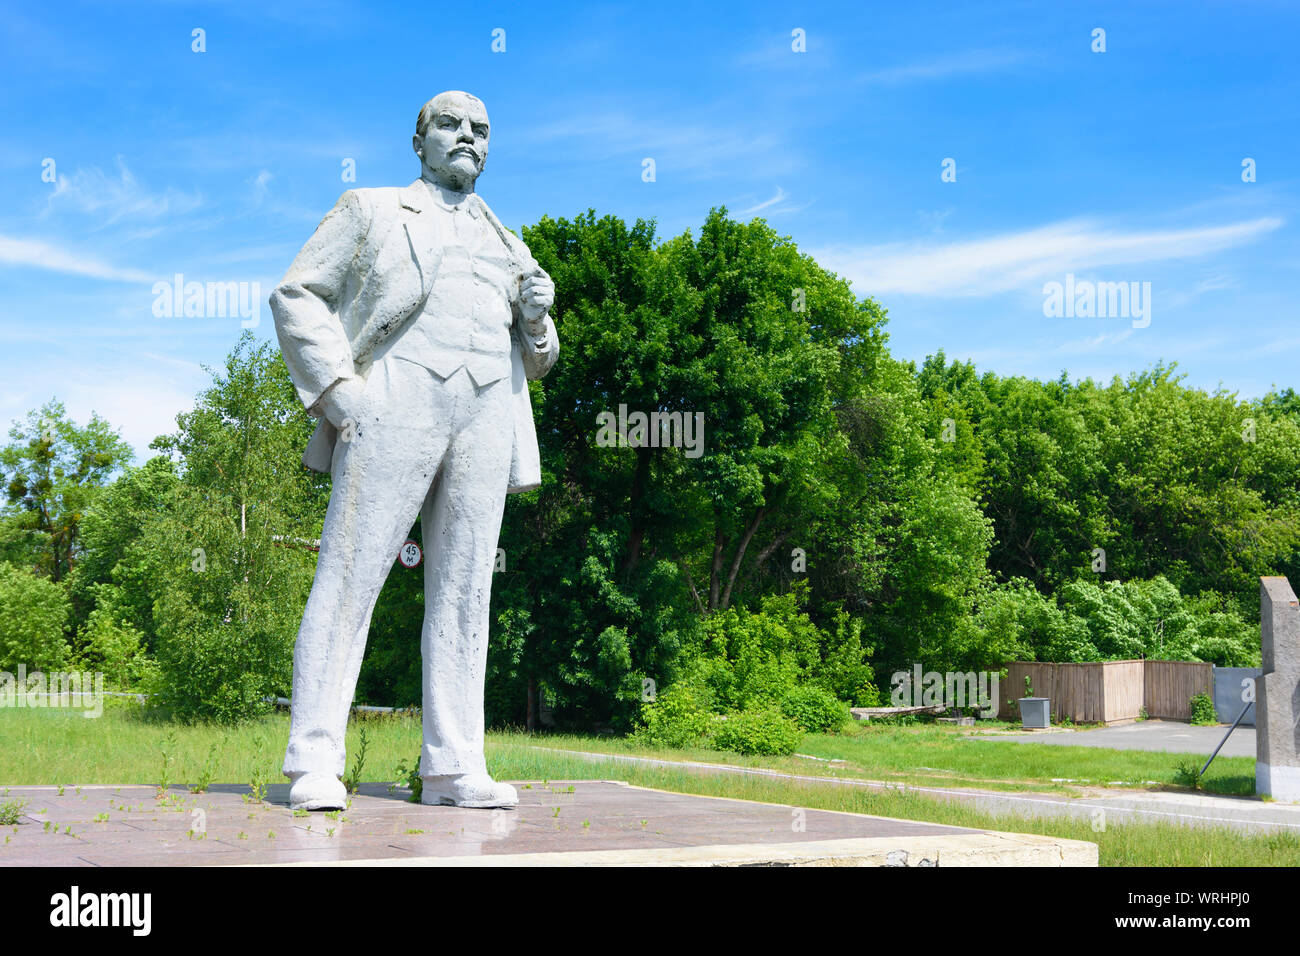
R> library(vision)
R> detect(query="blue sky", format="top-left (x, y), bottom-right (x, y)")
top-left (1, 0), bottom-right (1297, 460)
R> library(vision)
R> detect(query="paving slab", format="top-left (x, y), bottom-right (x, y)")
top-left (0, 780), bottom-right (1095, 867)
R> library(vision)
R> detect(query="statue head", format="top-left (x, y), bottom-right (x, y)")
top-left (413, 91), bottom-right (490, 193)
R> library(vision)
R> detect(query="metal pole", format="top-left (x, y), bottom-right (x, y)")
top-left (1199, 700), bottom-right (1253, 778)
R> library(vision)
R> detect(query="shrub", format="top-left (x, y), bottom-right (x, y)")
top-left (779, 685), bottom-right (850, 733)
top-left (148, 617), bottom-right (291, 724)
top-left (1174, 759), bottom-right (1203, 789)
top-left (711, 707), bottom-right (803, 756)
top-left (957, 578), bottom-right (1056, 669)
top-left (692, 594), bottom-right (811, 711)
top-left (77, 603), bottom-right (145, 687)
top-left (1189, 692), bottom-right (1218, 726)
top-left (681, 586), bottom-right (879, 712)
top-left (632, 685), bottom-right (714, 749)
top-left (809, 609), bottom-right (879, 706)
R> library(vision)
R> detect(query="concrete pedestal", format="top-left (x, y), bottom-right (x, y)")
top-left (0, 779), bottom-right (1097, 867)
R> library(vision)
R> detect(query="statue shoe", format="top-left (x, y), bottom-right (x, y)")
top-left (288, 771), bottom-right (347, 811)
top-left (421, 773), bottom-right (518, 809)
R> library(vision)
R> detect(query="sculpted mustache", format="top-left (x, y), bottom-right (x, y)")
top-left (449, 146), bottom-right (481, 161)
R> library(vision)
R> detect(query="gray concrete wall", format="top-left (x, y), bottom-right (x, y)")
top-left (1212, 666), bottom-right (1260, 725)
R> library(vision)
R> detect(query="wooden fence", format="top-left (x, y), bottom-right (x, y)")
top-left (1143, 660), bottom-right (1214, 720)
top-left (996, 659), bottom-right (1211, 724)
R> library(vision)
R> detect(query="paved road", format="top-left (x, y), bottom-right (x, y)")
top-left (539, 747), bottom-right (1300, 835)
top-left (970, 720), bottom-right (1255, 757)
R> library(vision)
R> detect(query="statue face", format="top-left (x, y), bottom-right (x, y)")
top-left (414, 94), bottom-right (490, 192)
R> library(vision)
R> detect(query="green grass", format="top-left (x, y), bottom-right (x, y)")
top-left (0, 702), bottom-right (1286, 867)
top-left (803, 721), bottom-right (1254, 796)
top-left (0, 699), bottom-right (416, 787)
top-left (0, 704), bottom-right (1252, 796)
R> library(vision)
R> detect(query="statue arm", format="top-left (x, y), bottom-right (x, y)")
top-left (269, 189), bottom-right (372, 411)
top-left (512, 243), bottom-right (559, 379)
top-left (517, 310), bottom-right (559, 380)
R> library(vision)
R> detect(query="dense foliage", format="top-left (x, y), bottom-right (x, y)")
top-left (1, 209), bottom-right (1293, 727)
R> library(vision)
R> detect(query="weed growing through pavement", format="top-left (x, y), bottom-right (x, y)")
top-left (344, 726), bottom-right (370, 793)
top-left (190, 742), bottom-right (219, 793)
top-left (156, 729), bottom-right (178, 796)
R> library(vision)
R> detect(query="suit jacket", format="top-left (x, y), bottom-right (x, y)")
top-left (269, 179), bottom-right (559, 494)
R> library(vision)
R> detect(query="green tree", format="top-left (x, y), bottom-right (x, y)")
top-left (491, 208), bottom-right (893, 728)
top-left (140, 335), bottom-right (325, 722)
top-left (920, 356), bottom-right (1300, 608)
top-left (801, 352), bottom-right (994, 680)
top-left (0, 401), bottom-right (132, 583)
top-left (0, 562), bottom-right (71, 671)
top-left (68, 456), bottom-right (181, 649)
top-left (76, 603), bottom-right (146, 686)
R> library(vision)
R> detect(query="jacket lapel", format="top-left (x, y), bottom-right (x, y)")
top-left (474, 194), bottom-right (527, 275)
top-left (399, 180), bottom-right (439, 300)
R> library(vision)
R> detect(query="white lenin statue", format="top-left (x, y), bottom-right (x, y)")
top-left (269, 91), bottom-right (559, 810)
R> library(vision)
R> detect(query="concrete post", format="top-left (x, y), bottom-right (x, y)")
top-left (1257, 576), bottom-right (1300, 802)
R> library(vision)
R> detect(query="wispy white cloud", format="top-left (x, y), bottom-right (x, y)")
top-left (856, 49), bottom-right (1028, 85)
top-left (954, 326), bottom-right (1262, 383)
top-left (1242, 336), bottom-right (1300, 358)
top-left (0, 350), bottom-right (207, 460)
top-left (138, 351), bottom-right (207, 375)
top-left (916, 207), bottom-right (956, 234)
top-left (1159, 270), bottom-right (1244, 313)
top-left (737, 186), bottom-right (788, 216)
top-left (1193, 273), bottom-right (1237, 294)
top-left (812, 216), bottom-right (1284, 297)
top-left (44, 157), bottom-right (203, 224)
top-left (249, 169), bottom-right (274, 206)
top-left (64, 379), bottom-right (196, 459)
top-left (0, 234), bottom-right (153, 282)
top-left (730, 29), bottom-right (838, 70)
top-left (945, 326), bottom-right (1142, 367)
top-left (519, 111), bottom-right (789, 177)
top-left (733, 186), bottom-right (813, 219)
top-left (1053, 328), bottom-right (1135, 353)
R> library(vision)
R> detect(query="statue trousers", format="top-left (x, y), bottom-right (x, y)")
top-left (282, 350), bottom-right (514, 780)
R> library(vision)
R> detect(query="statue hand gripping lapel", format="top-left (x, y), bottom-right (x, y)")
top-left (270, 92), bottom-right (558, 810)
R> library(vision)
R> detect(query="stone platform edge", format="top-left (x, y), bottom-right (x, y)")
top-left (250, 830), bottom-right (1098, 868)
